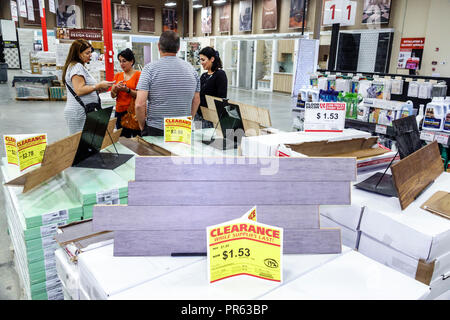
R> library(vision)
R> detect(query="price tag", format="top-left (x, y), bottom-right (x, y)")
top-left (304, 102), bottom-right (346, 132)
top-left (207, 207), bottom-right (283, 283)
top-left (164, 117), bottom-right (192, 145)
top-left (420, 131), bottom-right (435, 142)
top-left (42, 210), bottom-right (68, 225)
top-left (15, 134), bottom-right (47, 171)
top-left (434, 133), bottom-right (449, 145)
top-left (3, 135), bottom-right (18, 166)
top-left (375, 124), bottom-right (388, 135)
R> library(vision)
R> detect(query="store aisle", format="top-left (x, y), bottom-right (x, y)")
top-left (0, 69), bottom-right (294, 300)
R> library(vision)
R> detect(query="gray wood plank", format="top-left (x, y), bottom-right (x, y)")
top-left (134, 156), bottom-right (356, 182)
top-left (113, 228), bottom-right (342, 256)
top-left (127, 181), bottom-right (351, 206)
top-left (92, 205), bottom-right (319, 231)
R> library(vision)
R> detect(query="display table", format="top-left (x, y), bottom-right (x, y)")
top-left (52, 243), bottom-right (430, 300)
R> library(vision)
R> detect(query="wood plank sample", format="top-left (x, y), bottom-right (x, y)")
top-left (4, 132), bottom-right (82, 192)
top-left (127, 181), bottom-right (351, 206)
top-left (92, 205), bottom-right (320, 231)
top-left (420, 191), bottom-right (450, 220)
top-left (391, 141), bottom-right (444, 210)
top-left (134, 156), bottom-right (356, 182)
top-left (113, 228), bottom-right (342, 256)
top-left (117, 137), bottom-right (170, 156)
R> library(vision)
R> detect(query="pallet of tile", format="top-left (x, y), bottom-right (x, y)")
top-left (63, 166), bottom-right (128, 206)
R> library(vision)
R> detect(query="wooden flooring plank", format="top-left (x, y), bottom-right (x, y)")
top-left (134, 156), bottom-right (356, 182)
top-left (391, 141), bottom-right (444, 210)
top-left (113, 228), bottom-right (342, 256)
top-left (127, 181), bottom-right (351, 206)
top-left (92, 205), bottom-right (319, 231)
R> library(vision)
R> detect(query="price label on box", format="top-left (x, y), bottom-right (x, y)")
top-left (434, 133), bottom-right (449, 145)
top-left (420, 131), bottom-right (435, 142)
top-left (375, 124), bottom-right (388, 135)
top-left (304, 102), bottom-right (346, 132)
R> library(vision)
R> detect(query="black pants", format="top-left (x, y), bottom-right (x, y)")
top-left (141, 123), bottom-right (164, 136)
top-left (115, 111), bottom-right (141, 138)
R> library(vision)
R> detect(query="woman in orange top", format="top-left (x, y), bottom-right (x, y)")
top-left (110, 48), bottom-right (141, 137)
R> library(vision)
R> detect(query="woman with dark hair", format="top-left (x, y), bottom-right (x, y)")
top-left (197, 46), bottom-right (228, 128)
top-left (110, 48), bottom-right (141, 137)
top-left (62, 39), bottom-right (114, 134)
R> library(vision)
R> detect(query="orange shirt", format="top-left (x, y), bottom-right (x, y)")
top-left (113, 70), bottom-right (141, 113)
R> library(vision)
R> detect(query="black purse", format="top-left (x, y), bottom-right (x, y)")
top-left (66, 83), bottom-right (102, 114)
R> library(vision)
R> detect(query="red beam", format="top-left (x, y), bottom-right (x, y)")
top-left (102, 0), bottom-right (114, 81)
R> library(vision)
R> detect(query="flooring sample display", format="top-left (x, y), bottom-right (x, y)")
top-left (134, 156), bottom-right (356, 182)
top-left (204, 95), bottom-right (272, 136)
top-left (112, 228), bottom-right (342, 256)
top-left (93, 156), bottom-right (355, 256)
top-left (420, 191), bottom-right (450, 220)
top-left (93, 205), bottom-right (320, 231)
top-left (4, 132), bottom-right (82, 192)
top-left (117, 136), bottom-right (171, 156)
top-left (391, 141), bottom-right (444, 210)
top-left (128, 181), bottom-right (351, 206)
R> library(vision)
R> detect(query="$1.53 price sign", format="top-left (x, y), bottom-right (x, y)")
top-left (206, 207), bottom-right (283, 284)
top-left (304, 102), bottom-right (346, 132)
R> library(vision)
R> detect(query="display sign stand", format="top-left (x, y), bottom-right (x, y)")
top-left (72, 107), bottom-right (133, 170)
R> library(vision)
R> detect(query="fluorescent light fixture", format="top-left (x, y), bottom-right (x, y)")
top-left (213, 0), bottom-right (227, 4)
top-left (165, 0), bottom-right (177, 7)
top-left (192, 1), bottom-right (203, 9)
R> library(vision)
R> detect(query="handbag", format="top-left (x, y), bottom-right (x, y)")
top-left (66, 83), bottom-right (101, 114)
top-left (120, 97), bottom-right (140, 130)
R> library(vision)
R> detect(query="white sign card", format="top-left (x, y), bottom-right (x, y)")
top-left (18, 0), bottom-right (27, 17)
top-left (26, 0), bottom-right (34, 21)
top-left (10, 1), bottom-right (19, 21)
top-left (323, 0), bottom-right (357, 26)
top-left (304, 102), bottom-right (346, 132)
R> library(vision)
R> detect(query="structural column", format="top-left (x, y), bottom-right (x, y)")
top-left (39, 0), bottom-right (48, 51)
top-left (102, 0), bottom-right (114, 81)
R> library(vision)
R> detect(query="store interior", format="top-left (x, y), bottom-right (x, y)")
top-left (0, 0), bottom-right (449, 302)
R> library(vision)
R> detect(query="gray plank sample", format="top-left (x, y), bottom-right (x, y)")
top-left (113, 228), bottom-right (342, 256)
top-left (92, 205), bottom-right (320, 231)
top-left (134, 156), bottom-right (357, 182)
top-left (127, 181), bottom-right (351, 206)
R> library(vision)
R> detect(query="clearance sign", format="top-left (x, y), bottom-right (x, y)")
top-left (164, 117), bottom-right (192, 145)
top-left (3, 134), bottom-right (47, 171)
top-left (206, 207), bottom-right (283, 284)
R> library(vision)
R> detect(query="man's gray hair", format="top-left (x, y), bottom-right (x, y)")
top-left (159, 31), bottom-right (180, 54)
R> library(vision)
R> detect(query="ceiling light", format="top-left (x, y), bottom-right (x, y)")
top-left (213, 0), bottom-right (227, 4)
top-left (192, 1), bottom-right (202, 9)
top-left (121, 0), bottom-right (125, 5)
top-left (165, 0), bottom-right (177, 7)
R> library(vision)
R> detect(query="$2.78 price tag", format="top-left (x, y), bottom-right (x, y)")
top-left (304, 102), bottom-right (346, 132)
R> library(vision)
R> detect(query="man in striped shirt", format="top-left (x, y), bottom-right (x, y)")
top-left (135, 31), bottom-right (200, 136)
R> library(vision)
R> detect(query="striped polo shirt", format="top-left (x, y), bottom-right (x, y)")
top-left (136, 56), bottom-right (200, 130)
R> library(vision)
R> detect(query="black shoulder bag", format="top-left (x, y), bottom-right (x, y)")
top-left (66, 83), bottom-right (102, 114)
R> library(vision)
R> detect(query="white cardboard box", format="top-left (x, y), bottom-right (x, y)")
top-left (77, 244), bottom-right (204, 300)
top-left (55, 248), bottom-right (79, 300)
top-left (259, 250), bottom-right (430, 300)
top-left (320, 215), bottom-right (361, 249)
top-left (357, 172), bottom-right (450, 263)
top-left (358, 233), bottom-right (450, 284)
top-left (426, 273), bottom-right (450, 300)
top-left (109, 246), bottom-right (352, 300)
top-left (320, 203), bottom-right (364, 231)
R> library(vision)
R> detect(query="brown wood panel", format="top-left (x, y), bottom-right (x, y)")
top-left (391, 141), bottom-right (444, 210)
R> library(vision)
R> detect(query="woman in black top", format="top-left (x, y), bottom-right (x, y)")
top-left (196, 47), bottom-right (228, 128)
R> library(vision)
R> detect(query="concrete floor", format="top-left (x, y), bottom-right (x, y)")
top-left (0, 69), bottom-right (295, 300)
